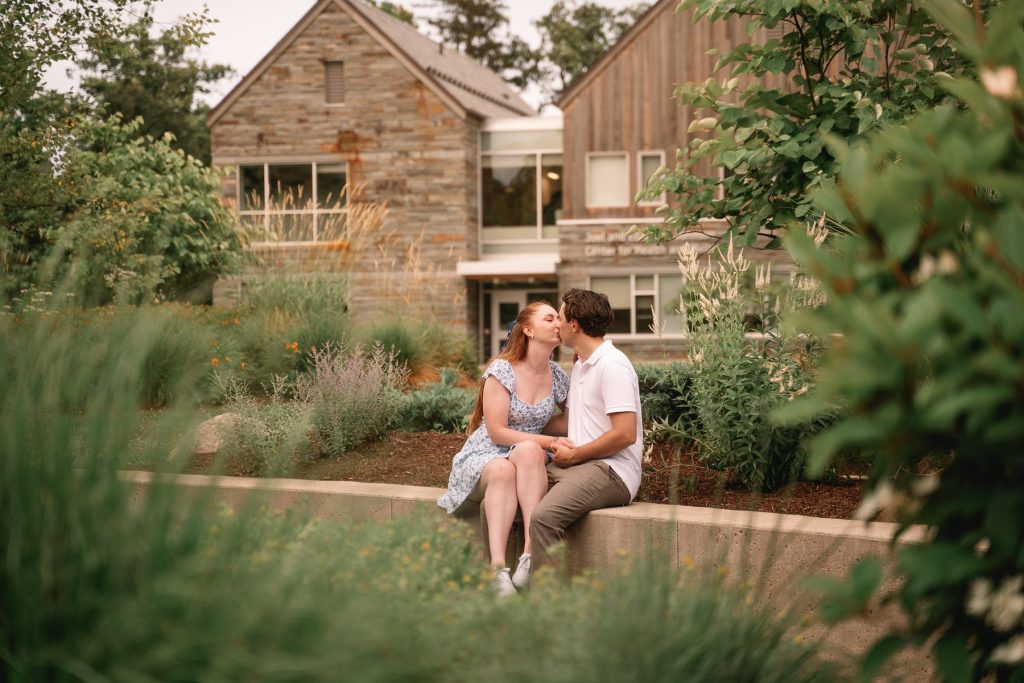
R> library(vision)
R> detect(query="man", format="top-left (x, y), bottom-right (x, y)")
top-left (525, 288), bottom-right (643, 574)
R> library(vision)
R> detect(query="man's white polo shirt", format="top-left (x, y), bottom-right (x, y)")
top-left (567, 339), bottom-right (643, 500)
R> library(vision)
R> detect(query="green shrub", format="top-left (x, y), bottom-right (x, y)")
top-left (397, 367), bottom-right (475, 432)
top-left (230, 274), bottom-right (349, 386)
top-left (47, 114), bottom-right (244, 305)
top-left (679, 241), bottom-right (828, 491)
top-left (417, 321), bottom-right (478, 373)
top-left (635, 361), bottom-right (699, 432)
top-left (296, 343), bottom-right (407, 456)
top-left (777, 2), bottom-right (1024, 679)
top-left (1, 299), bottom-right (836, 682)
top-left (357, 319), bottom-right (418, 368)
top-left (213, 374), bottom-right (313, 476)
top-left (4, 301), bottom-right (216, 409)
top-left (357, 318), bottom-right (477, 374)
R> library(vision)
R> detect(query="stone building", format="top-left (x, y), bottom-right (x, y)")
top-left (207, 0), bottom-right (532, 334)
top-left (209, 0), bottom-right (792, 361)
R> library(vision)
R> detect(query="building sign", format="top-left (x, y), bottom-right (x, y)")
top-left (582, 229), bottom-right (670, 258)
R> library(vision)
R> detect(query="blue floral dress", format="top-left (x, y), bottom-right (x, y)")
top-left (437, 359), bottom-right (570, 514)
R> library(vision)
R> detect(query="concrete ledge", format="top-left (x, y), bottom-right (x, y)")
top-left (121, 470), bottom-right (931, 677)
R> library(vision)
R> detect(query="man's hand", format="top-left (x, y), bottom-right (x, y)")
top-left (550, 438), bottom-right (577, 467)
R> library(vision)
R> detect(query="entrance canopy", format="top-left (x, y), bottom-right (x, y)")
top-left (456, 254), bottom-right (560, 280)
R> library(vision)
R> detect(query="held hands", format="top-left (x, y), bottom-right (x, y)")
top-left (549, 437), bottom-right (578, 468)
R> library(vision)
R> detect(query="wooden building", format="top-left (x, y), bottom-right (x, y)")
top-left (209, 0), bottom-right (792, 360)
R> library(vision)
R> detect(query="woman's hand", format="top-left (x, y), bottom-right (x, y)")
top-left (550, 438), bottom-right (578, 466)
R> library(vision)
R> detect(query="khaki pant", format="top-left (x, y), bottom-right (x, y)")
top-left (530, 460), bottom-right (631, 569)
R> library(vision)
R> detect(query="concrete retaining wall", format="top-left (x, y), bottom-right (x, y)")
top-left (121, 471), bottom-right (931, 678)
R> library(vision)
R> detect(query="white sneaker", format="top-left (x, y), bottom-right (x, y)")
top-left (494, 568), bottom-right (517, 598)
top-left (511, 553), bottom-right (532, 590)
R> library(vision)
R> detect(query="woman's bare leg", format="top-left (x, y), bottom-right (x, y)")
top-left (479, 458), bottom-right (518, 567)
top-left (508, 441), bottom-right (548, 555)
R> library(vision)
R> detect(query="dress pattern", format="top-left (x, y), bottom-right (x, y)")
top-left (437, 359), bottom-right (569, 514)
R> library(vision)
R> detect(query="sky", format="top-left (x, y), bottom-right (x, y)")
top-left (45, 0), bottom-right (647, 112)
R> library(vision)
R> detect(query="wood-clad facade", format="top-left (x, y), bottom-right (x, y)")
top-left (559, 1), bottom-right (755, 221)
top-left (548, 0), bottom-right (794, 360)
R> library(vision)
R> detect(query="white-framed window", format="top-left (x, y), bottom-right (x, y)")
top-left (325, 61), bottom-right (345, 104)
top-left (586, 152), bottom-right (630, 208)
top-left (588, 273), bottom-right (686, 336)
top-left (480, 127), bottom-right (562, 242)
top-left (637, 150), bottom-right (666, 206)
top-left (238, 161), bottom-right (347, 243)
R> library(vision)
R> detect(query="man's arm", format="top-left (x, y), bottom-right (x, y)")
top-left (550, 411), bottom-right (635, 468)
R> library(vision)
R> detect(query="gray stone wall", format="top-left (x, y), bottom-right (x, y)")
top-left (210, 1), bottom-right (480, 331)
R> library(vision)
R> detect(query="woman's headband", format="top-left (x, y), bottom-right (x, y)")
top-left (499, 320), bottom-right (517, 352)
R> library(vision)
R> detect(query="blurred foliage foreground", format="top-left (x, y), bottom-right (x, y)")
top-left (0, 301), bottom-right (837, 681)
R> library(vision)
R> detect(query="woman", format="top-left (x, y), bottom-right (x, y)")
top-left (437, 301), bottom-right (569, 596)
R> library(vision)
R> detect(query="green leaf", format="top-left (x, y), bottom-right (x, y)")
top-left (919, 0), bottom-right (980, 53)
top-left (933, 633), bottom-right (971, 683)
top-left (992, 206), bottom-right (1024, 271)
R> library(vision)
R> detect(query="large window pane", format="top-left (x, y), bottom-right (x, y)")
top-left (268, 214), bottom-right (314, 242)
top-left (268, 164), bottom-right (313, 210)
top-left (316, 163), bottom-right (347, 209)
top-left (587, 154), bottom-right (629, 207)
top-left (482, 154), bottom-right (536, 228)
top-left (640, 153), bottom-right (663, 186)
top-left (239, 214), bottom-right (267, 239)
top-left (317, 211), bottom-right (347, 241)
top-left (590, 276), bottom-right (631, 334)
top-left (635, 295), bottom-right (655, 335)
top-left (658, 275), bottom-right (685, 334)
top-left (240, 165), bottom-right (265, 210)
top-left (541, 154), bottom-right (562, 226)
top-left (481, 130), bottom-right (561, 152)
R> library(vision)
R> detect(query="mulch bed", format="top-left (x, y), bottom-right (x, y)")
top-left (193, 430), bottom-right (865, 520)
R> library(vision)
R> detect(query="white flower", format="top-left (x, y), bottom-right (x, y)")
top-left (807, 216), bottom-right (828, 246)
top-left (967, 578), bottom-right (993, 617)
top-left (991, 633), bottom-right (1024, 665)
top-left (755, 264), bottom-right (772, 291)
top-left (981, 66), bottom-right (1020, 99)
top-left (988, 576), bottom-right (1024, 632)
top-left (854, 480), bottom-right (896, 521)
top-left (936, 250), bottom-right (958, 275)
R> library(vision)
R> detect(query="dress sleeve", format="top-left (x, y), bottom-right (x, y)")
top-left (482, 359), bottom-right (515, 394)
top-left (551, 362), bottom-right (570, 405)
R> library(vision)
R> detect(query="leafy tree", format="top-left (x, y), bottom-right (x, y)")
top-left (639, 0), bottom-right (988, 247)
top-left (367, 0), bottom-right (417, 26)
top-left (51, 114), bottom-right (246, 305)
top-left (0, 0), bottom-right (147, 301)
top-left (424, 0), bottom-right (541, 90)
top-left (535, 1), bottom-right (650, 104)
top-left (775, 0), bottom-right (1024, 678)
top-left (75, 9), bottom-right (232, 164)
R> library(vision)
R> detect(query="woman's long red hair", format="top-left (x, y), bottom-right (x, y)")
top-left (465, 300), bottom-right (552, 435)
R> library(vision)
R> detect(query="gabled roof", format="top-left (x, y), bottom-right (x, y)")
top-left (208, 0), bottom-right (533, 127)
top-left (556, 0), bottom-right (674, 110)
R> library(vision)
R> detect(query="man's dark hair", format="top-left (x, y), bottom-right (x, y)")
top-left (561, 288), bottom-right (614, 337)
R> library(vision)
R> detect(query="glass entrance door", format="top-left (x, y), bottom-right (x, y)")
top-left (490, 292), bottom-right (524, 358)
top-left (488, 289), bottom-right (559, 358)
